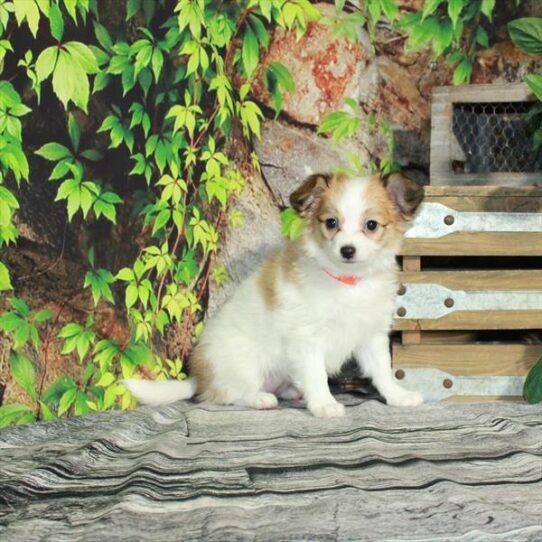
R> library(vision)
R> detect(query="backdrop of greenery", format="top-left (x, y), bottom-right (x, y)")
top-left (0, 0), bottom-right (541, 426)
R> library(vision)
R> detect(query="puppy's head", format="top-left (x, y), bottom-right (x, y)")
top-left (290, 171), bottom-right (423, 270)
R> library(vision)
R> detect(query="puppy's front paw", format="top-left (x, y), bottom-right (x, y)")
top-left (386, 388), bottom-right (424, 407)
top-left (253, 392), bottom-right (279, 410)
top-left (309, 400), bottom-right (346, 418)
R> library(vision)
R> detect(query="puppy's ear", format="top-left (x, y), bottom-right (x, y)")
top-left (289, 174), bottom-right (330, 217)
top-left (381, 172), bottom-right (424, 221)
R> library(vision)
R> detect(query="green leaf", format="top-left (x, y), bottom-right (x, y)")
top-left (68, 113), bottom-right (80, 152)
top-left (39, 401), bottom-right (57, 421)
top-left (125, 283), bottom-right (139, 308)
top-left (448, 0), bottom-right (463, 29)
top-left (49, 2), bottom-right (64, 41)
top-left (0, 261), bottom-right (12, 291)
top-left (35, 142), bottom-right (72, 161)
top-left (525, 74), bottom-right (542, 101)
top-left (58, 387), bottom-right (77, 416)
top-left (51, 44), bottom-right (97, 112)
top-left (10, 350), bottom-right (37, 402)
top-left (0, 403), bottom-right (33, 428)
top-left (13, 0), bottom-right (41, 38)
top-left (96, 372), bottom-right (115, 387)
top-left (524, 357), bottom-right (542, 404)
top-left (508, 18), bottom-right (542, 54)
top-left (0, 312), bottom-right (23, 332)
top-left (35, 46), bottom-right (59, 82)
top-left (63, 42), bottom-right (99, 73)
top-left (242, 26), bottom-right (259, 78)
top-left (10, 297), bottom-right (30, 316)
top-left (94, 22), bottom-right (114, 53)
top-left (33, 308), bottom-right (53, 322)
top-left (452, 59), bottom-right (472, 85)
top-left (475, 26), bottom-right (489, 48)
top-left (481, 0), bottom-right (495, 19)
top-left (422, 0), bottom-right (443, 19)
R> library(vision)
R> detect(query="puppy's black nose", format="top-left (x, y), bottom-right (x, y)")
top-left (340, 245), bottom-right (356, 260)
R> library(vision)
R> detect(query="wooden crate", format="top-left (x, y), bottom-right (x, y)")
top-left (431, 83), bottom-right (540, 186)
top-left (392, 185), bottom-right (542, 401)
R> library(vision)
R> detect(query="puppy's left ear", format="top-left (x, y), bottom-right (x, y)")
top-left (381, 172), bottom-right (424, 221)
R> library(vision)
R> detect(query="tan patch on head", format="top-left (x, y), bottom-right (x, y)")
top-left (302, 173), bottom-right (349, 246)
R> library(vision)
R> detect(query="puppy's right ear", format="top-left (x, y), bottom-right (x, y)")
top-left (289, 174), bottom-right (330, 217)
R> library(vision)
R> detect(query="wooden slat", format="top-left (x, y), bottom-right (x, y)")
top-left (422, 195), bottom-right (542, 213)
top-left (419, 331), bottom-right (479, 344)
top-left (392, 343), bottom-right (542, 376)
top-left (432, 83), bottom-right (535, 103)
top-left (401, 232), bottom-right (542, 256)
top-left (402, 331), bottom-right (421, 345)
top-left (423, 186), bottom-right (542, 198)
top-left (393, 310), bottom-right (542, 331)
top-left (402, 256), bottom-right (421, 272)
top-left (431, 173), bottom-right (542, 187)
top-left (398, 270), bottom-right (542, 291)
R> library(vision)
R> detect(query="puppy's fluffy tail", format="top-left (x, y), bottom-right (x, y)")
top-left (122, 378), bottom-right (197, 406)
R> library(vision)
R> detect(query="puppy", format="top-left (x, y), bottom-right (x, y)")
top-left (124, 172), bottom-right (424, 417)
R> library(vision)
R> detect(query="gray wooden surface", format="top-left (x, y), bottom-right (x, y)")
top-left (1, 395), bottom-right (541, 541)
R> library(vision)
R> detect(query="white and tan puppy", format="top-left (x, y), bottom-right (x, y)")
top-left (125, 172), bottom-right (424, 417)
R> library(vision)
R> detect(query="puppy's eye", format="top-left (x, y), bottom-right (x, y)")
top-left (325, 218), bottom-right (338, 230)
top-left (365, 220), bottom-right (378, 232)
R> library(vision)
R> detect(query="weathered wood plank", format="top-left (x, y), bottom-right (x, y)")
top-left (400, 232), bottom-right (542, 256)
top-left (433, 82), bottom-right (536, 103)
top-left (398, 270), bottom-right (542, 291)
top-left (392, 343), bottom-right (542, 375)
top-left (423, 186), bottom-right (542, 197)
top-left (0, 399), bottom-right (541, 541)
top-left (393, 309), bottom-right (542, 330)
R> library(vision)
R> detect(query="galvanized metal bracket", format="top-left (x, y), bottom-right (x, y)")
top-left (393, 368), bottom-right (524, 401)
top-left (395, 283), bottom-right (542, 320)
top-left (406, 202), bottom-right (542, 239)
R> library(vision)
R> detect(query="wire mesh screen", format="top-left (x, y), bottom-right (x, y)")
top-left (452, 102), bottom-right (542, 174)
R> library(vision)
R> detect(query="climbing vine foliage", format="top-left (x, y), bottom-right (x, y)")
top-left (0, 0), bottom-right (319, 426)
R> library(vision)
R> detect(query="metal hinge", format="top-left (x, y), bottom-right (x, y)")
top-left (395, 283), bottom-right (542, 320)
top-left (393, 368), bottom-right (525, 401)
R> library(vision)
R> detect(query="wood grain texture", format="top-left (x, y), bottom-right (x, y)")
top-left (398, 270), bottom-right (542, 290)
top-left (423, 194), bottom-right (542, 212)
top-left (0, 398), bottom-right (541, 541)
top-left (433, 83), bottom-right (536, 103)
top-left (392, 343), bottom-right (542, 375)
top-left (400, 232), bottom-right (542, 256)
top-left (423, 186), bottom-right (542, 197)
top-left (393, 309), bottom-right (542, 330)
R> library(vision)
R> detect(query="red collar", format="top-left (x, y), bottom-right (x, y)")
top-left (322, 268), bottom-right (362, 286)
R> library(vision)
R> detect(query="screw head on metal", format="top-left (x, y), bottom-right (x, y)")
top-left (395, 369), bottom-right (405, 380)
top-left (396, 307), bottom-right (407, 317)
top-left (443, 378), bottom-right (453, 389)
top-left (444, 297), bottom-right (455, 308)
top-left (397, 284), bottom-right (406, 296)
top-left (444, 215), bottom-right (455, 226)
